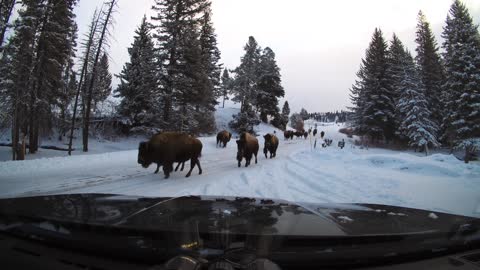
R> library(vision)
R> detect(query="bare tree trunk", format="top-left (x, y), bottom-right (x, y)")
top-left (68, 9), bottom-right (102, 155)
top-left (83, 0), bottom-right (116, 152)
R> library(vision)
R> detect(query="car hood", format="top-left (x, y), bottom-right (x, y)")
top-left (0, 193), bottom-right (478, 237)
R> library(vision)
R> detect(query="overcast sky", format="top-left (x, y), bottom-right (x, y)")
top-left (74, 0), bottom-right (480, 113)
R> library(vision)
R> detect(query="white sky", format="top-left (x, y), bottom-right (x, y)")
top-left (75, 0), bottom-right (480, 113)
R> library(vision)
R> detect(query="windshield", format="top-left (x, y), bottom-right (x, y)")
top-left (0, 0), bottom-right (479, 252)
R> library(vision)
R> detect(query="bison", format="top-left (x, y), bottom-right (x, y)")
top-left (263, 133), bottom-right (279, 159)
top-left (284, 130), bottom-right (294, 140)
top-left (138, 132), bottom-right (203, 179)
top-left (294, 130), bottom-right (304, 138)
top-left (216, 130), bottom-right (232, 148)
top-left (236, 132), bottom-right (259, 167)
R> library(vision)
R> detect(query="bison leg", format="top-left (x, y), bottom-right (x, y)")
top-left (264, 148), bottom-right (268, 159)
top-left (186, 159), bottom-right (197, 178)
top-left (223, 142), bottom-right (227, 148)
top-left (254, 152), bottom-right (258, 164)
top-left (174, 162), bottom-right (182, 172)
top-left (154, 164), bottom-right (160, 174)
top-left (238, 160), bottom-right (241, 168)
top-left (196, 158), bottom-right (202, 175)
top-left (180, 161), bottom-right (185, 171)
top-left (163, 163), bottom-right (173, 179)
top-left (245, 158), bottom-right (250, 167)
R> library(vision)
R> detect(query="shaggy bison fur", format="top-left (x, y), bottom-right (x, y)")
top-left (263, 133), bottom-right (279, 159)
top-left (236, 132), bottom-right (259, 167)
top-left (216, 130), bottom-right (232, 148)
top-left (138, 132), bottom-right (202, 179)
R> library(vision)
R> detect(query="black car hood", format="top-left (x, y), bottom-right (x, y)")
top-left (0, 193), bottom-right (477, 236)
top-left (0, 194), bottom-right (479, 267)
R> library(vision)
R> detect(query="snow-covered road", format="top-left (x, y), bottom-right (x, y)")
top-left (1, 122), bottom-right (480, 218)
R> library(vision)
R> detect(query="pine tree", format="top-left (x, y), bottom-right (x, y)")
top-left (415, 11), bottom-right (444, 132)
top-left (152, 0), bottom-right (210, 126)
top-left (116, 15), bottom-right (159, 134)
top-left (397, 51), bottom-right (439, 155)
top-left (6, 0), bottom-right (77, 157)
top-left (256, 47), bottom-right (285, 123)
top-left (0, 0), bottom-right (16, 51)
top-left (220, 68), bottom-right (231, 108)
top-left (199, 6), bottom-right (222, 102)
top-left (290, 113), bottom-right (304, 131)
top-left (282, 101), bottom-right (290, 119)
top-left (387, 33), bottom-right (410, 141)
top-left (300, 108), bottom-right (309, 120)
top-left (349, 28), bottom-right (395, 142)
top-left (441, 0), bottom-right (480, 162)
top-left (92, 53), bottom-right (112, 112)
top-left (228, 104), bottom-right (260, 134)
top-left (231, 36), bottom-right (262, 113)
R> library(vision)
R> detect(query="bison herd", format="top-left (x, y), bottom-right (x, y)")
top-left (138, 128), bottom-right (339, 179)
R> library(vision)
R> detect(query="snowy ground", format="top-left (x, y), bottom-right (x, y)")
top-left (0, 106), bottom-right (479, 218)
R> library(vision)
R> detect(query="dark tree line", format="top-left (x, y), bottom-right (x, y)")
top-left (228, 36), bottom-right (286, 133)
top-left (349, 0), bottom-right (480, 160)
top-left (310, 111), bottom-right (349, 123)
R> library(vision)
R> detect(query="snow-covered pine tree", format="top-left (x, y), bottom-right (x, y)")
top-left (415, 11), bottom-right (444, 133)
top-left (115, 15), bottom-right (159, 134)
top-left (271, 100), bottom-right (289, 130)
top-left (231, 36), bottom-right (262, 113)
top-left (290, 113), bottom-right (304, 131)
top-left (228, 104), bottom-right (260, 134)
top-left (300, 108), bottom-right (309, 121)
top-left (397, 51), bottom-right (439, 155)
top-left (6, 0), bottom-right (77, 156)
top-left (282, 101), bottom-right (290, 120)
top-left (199, 6), bottom-right (222, 102)
top-left (175, 22), bottom-right (215, 134)
top-left (349, 28), bottom-right (396, 142)
top-left (387, 33), bottom-right (410, 142)
top-left (256, 47), bottom-right (285, 123)
top-left (220, 68), bottom-right (231, 108)
top-left (152, 0), bottom-right (210, 127)
top-left (92, 53), bottom-right (112, 113)
top-left (0, 0), bottom-right (16, 51)
top-left (441, 0), bottom-right (480, 162)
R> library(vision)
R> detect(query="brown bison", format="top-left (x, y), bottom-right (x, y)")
top-left (263, 133), bottom-right (279, 159)
top-left (294, 130), bottom-right (304, 138)
top-left (138, 132), bottom-right (202, 179)
top-left (236, 132), bottom-right (259, 167)
top-left (284, 130), bottom-right (294, 140)
top-left (216, 130), bottom-right (232, 148)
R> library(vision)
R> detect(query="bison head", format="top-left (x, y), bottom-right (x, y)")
top-left (138, 141), bottom-right (152, 168)
top-left (264, 134), bottom-right (272, 148)
top-left (236, 139), bottom-right (244, 161)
